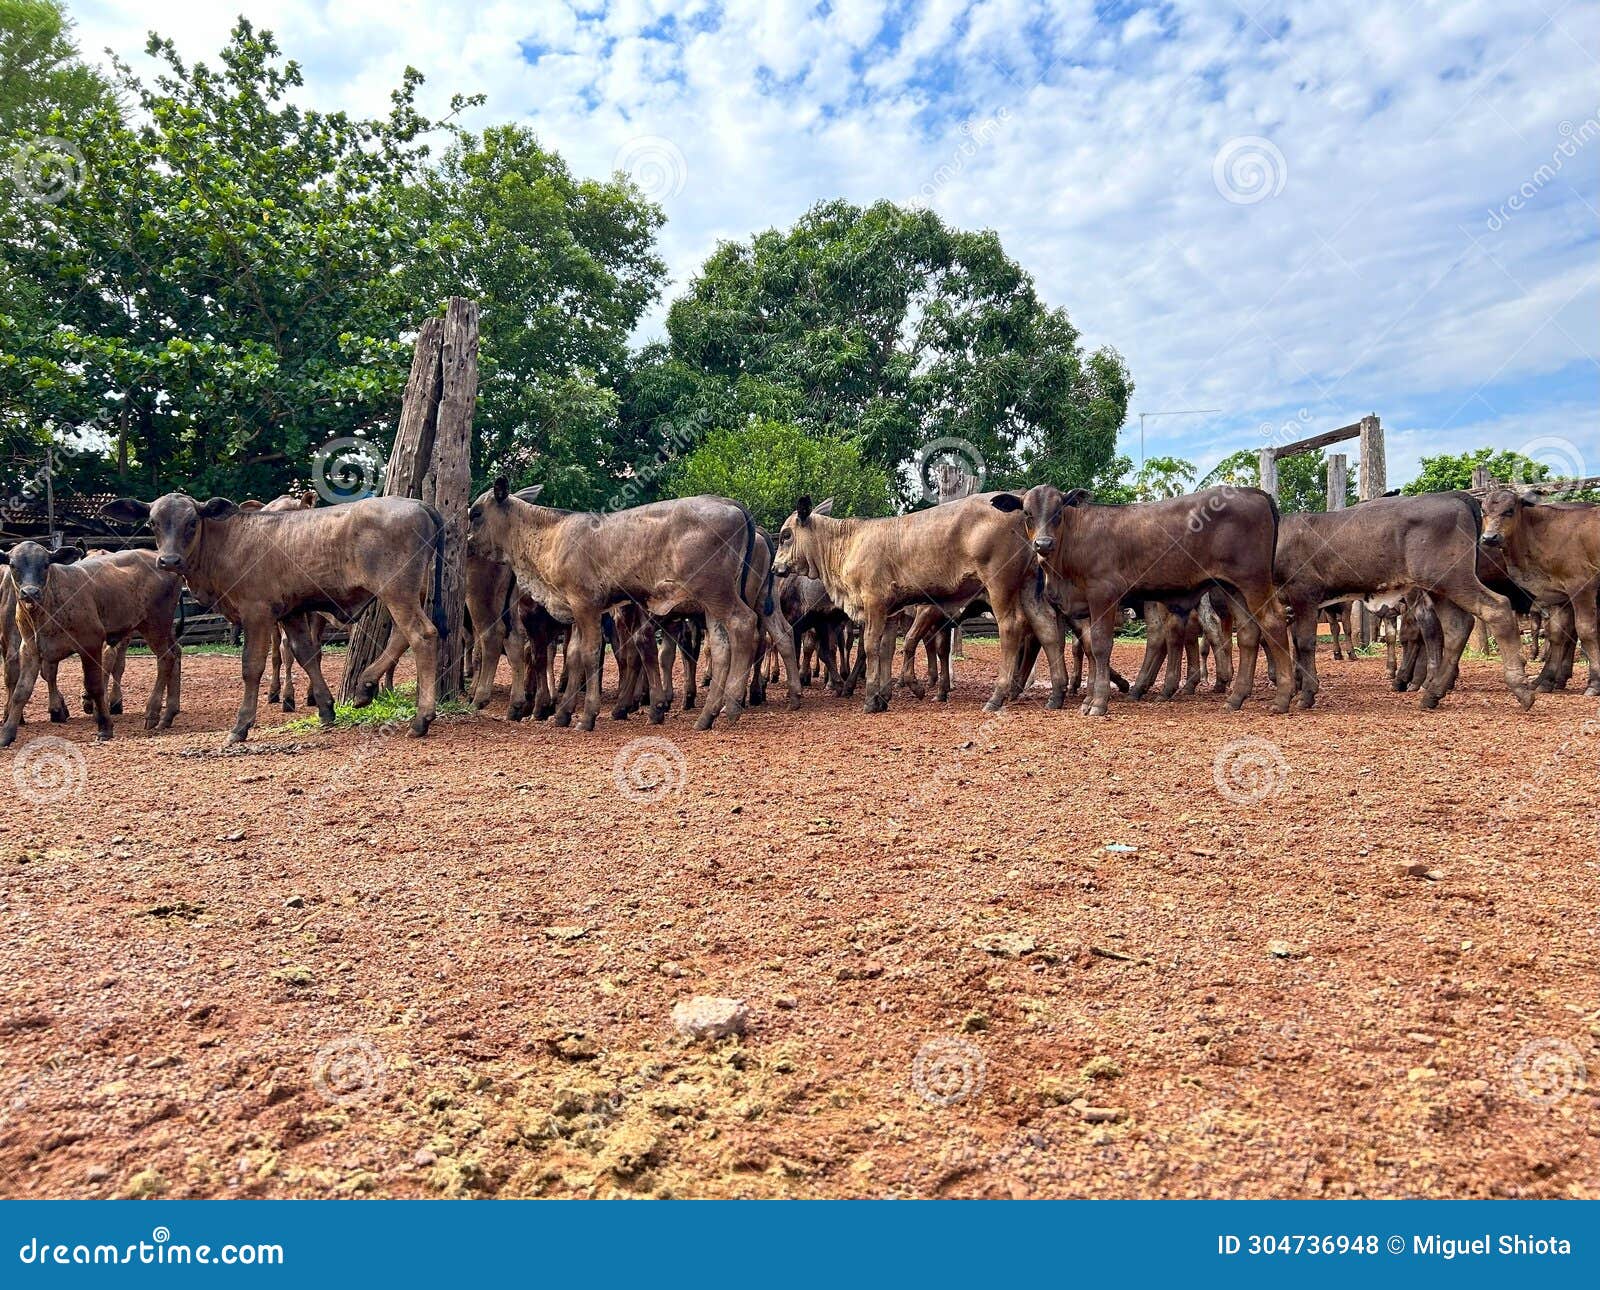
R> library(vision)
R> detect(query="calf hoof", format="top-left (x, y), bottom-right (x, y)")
top-left (267, 690), bottom-right (280, 704)
top-left (81, 695), bottom-right (94, 714)
top-left (1514, 685), bottom-right (1536, 710)
top-left (1224, 695), bottom-right (1245, 711)
top-left (0, 726), bottom-right (16, 749)
top-left (409, 713), bottom-right (433, 738)
top-left (96, 725), bottom-right (113, 742)
top-left (1272, 697), bottom-right (1294, 715)
top-left (578, 714), bottom-right (597, 732)
top-left (1297, 691), bottom-right (1316, 710)
top-left (610, 706), bottom-right (630, 721)
top-left (1585, 683), bottom-right (1600, 698)
top-left (786, 694), bottom-right (802, 711)
top-left (682, 697), bottom-right (696, 711)
top-left (981, 696), bottom-right (1004, 714)
top-left (1418, 690), bottom-right (1441, 710)
top-left (534, 704), bottom-right (556, 722)
top-left (1085, 702), bottom-right (1109, 717)
top-left (1211, 681), bottom-right (1228, 694)
top-left (650, 704), bottom-right (668, 725)
top-left (1533, 676), bottom-right (1558, 693)
top-left (936, 690), bottom-right (951, 703)
top-left (506, 702), bottom-right (529, 722)
top-left (695, 710), bottom-right (716, 731)
top-left (1391, 677), bottom-right (1407, 692)
top-left (110, 700), bottom-right (123, 716)
top-left (49, 707), bottom-right (68, 724)
top-left (282, 697), bottom-right (296, 713)
top-left (350, 679), bottom-right (379, 709)
top-left (159, 713), bottom-right (177, 729)
top-left (226, 728), bottom-right (248, 746)
top-left (144, 713), bottom-right (159, 730)
top-left (1045, 692), bottom-right (1065, 711)
top-left (552, 709), bottom-right (573, 728)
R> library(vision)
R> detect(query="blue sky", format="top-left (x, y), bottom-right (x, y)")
top-left (75, 0), bottom-right (1600, 487)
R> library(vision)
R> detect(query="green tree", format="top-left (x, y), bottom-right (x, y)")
top-left (1401, 447), bottom-right (1597, 500)
top-left (631, 199), bottom-right (1132, 506)
top-left (0, 0), bottom-right (111, 137)
top-left (1203, 448), bottom-right (1356, 512)
top-left (665, 419), bottom-right (891, 530)
top-left (2, 18), bottom-right (475, 500)
top-left (1132, 454), bottom-right (1196, 500)
top-left (415, 124), bottom-right (667, 507)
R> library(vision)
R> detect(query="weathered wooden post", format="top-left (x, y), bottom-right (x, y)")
top-left (1326, 452), bottom-right (1347, 512)
top-left (1354, 415), bottom-right (1385, 645)
top-left (1469, 465), bottom-right (1493, 653)
top-left (431, 297), bottom-right (479, 699)
top-left (340, 317), bottom-right (444, 701)
top-left (1257, 448), bottom-right (1278, 500)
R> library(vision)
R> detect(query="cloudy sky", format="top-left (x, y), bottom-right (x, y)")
top-left (71, 0), bottom-right (1600, 486)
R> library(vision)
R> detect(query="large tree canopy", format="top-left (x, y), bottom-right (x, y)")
top-left (628, 199), bottom-right (1133, 506)
top-left (415, 124), bottom-right (666, 508)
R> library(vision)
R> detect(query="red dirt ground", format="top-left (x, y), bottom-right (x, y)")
top-left (0, 641), bottom-right (1596, 1199)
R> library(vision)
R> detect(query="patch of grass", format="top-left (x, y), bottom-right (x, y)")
top-left (278, 682), bottom-right (472, 732)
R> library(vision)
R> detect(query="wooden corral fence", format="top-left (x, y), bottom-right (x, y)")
top-left (1259, 413), bottom-right (1385, 645)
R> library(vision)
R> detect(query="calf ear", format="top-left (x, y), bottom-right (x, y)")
top-left (238, 499), bottom-right (265, 512)
top-left (513, 485), bottom-right (544, 503)
top-left (299, 490), bottom-right (317, 509)
top-left (990, 493), bottom-right (1023, 513)
top-left (813, 497), bottom-right (835, 517)
top-left (1063, 488), bottom-right (1092, 507)
top-left (0, 552), bottom-right (9, 566)
top-left (102, 497), bottom-right (151, 524)
top-left (796, 495), bottom-right (813, 523)
top-left (493, 476), bottom-right (510, 504)
top-left (198, 497), bottom-right (237, 519)
top-left (49, 546), bottom-right (82, 565)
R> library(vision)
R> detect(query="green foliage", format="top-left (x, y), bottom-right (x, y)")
top-left (1202, 447), bottom-right (1357, 512)
top-left (415, 124), bottom-right (666, 506)
top-left (0, 0), bottom-right (110, 137)
top-left (279, 682), bottom-right (471, 731)
top-left (666, 419), bottom-right (891, 530)
top-left (1402, 447), bottom-right (1599, 500)
top-left (632, 199), bottom-right (1133, 506)
top-left (1132, 454), bottom-right (1196, 500)
top-left (2, 19), bottom-right (475, 499)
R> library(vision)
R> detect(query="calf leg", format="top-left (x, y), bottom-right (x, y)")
top-left (1180, 621), bottom-right (1203, 695)
top-left (140, 620), bottom-right (181, 729)
top-left (226, 621), bottom-right (273, 744)
top-left (80, 646), bottom-right (112, 741)
top-left (1435, 583), bottom-right (1533, 709)
top-left (45, 657), bottom-right (68, 723)
top-left (0, 648), bottom-right (43, 747)
top-left (763, 606), bottom-right (802, 711)
top-left (1018, 588), bottom-right (1068, 709)
top-left (283, 616), bottom-right (337, 728)
top-left (471, 613), bottom-right (508, 710)
top-left (860, 612), bottom-right (891, 714)
top-left (1129, 629), bottom-right (1164, 700)
top-left (1083, 612), bottom-right (1116, 717)
top-left (1571, 586), bottom-right (1600, 697)
top-left (107, 640), bottom-right (127, 715)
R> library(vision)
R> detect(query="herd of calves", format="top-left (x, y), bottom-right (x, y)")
top-left (0, 478), bottom-right (1595, 751)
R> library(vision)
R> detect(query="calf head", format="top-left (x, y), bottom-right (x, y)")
top-left (0, 540), bottom-right (81, 603)
top-left (991, 484), bottom-right (1091, 559)
top-left (468, 478), bottom-right (544, 558)
top-left (1479, 488), bottom-right (1526, 549)
top-left (773, 496), bottom-right (834, 577)
top-left (103, 492), bottom-right (237, 571)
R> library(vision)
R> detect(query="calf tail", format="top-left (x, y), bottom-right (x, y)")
top-left (733, 503), bottom-right (757, 611)
top-left (424, 504), bottom-right (448, 639)
top-left (759, 531), bottom-right (777, 617)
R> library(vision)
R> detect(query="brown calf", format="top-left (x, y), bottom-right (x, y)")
top-left (773, 492), bottom-right (1068, 713)
top-left (104, 493), bottom-right (445, 741)
top-left (0, 543), bottom-right (182, 747)
top-left (1271, 494), bottom-right (1534, 710)
top-left (1480, 492), bottom-right (1599, 697)
top-left (468, 482), bottom-right (766, 730)
top-left (992, 485), bottom-right (1293, 715)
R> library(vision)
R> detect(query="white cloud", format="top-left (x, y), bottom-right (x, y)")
top-left (68, 0), bottom-right (1600, 485)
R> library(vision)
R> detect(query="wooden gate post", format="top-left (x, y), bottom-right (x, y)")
top-left (1257, 448), bottom-right (1278, 501)
top-left (1354, 415), bottom-right (1385, 645)
top-left (431, 297), bottom-right (479, 699)
top-left (1326, 452), bottom-right (1347, 512)
top-left (340, 316), bottom-right (444, 702)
